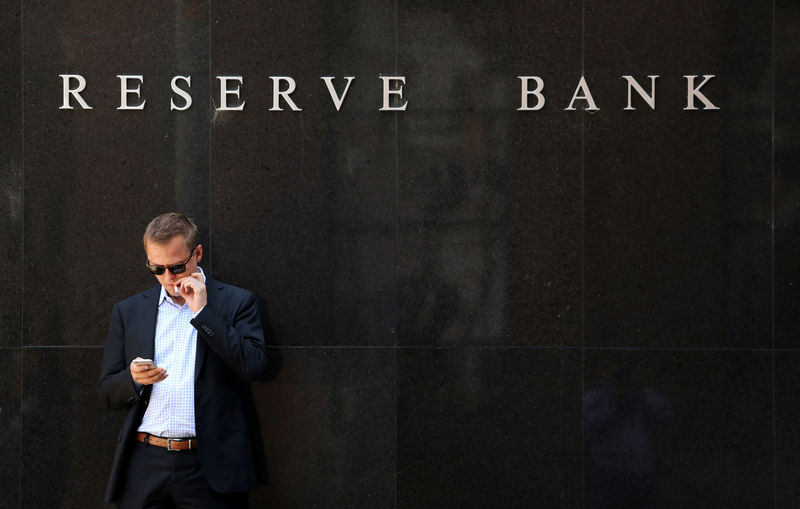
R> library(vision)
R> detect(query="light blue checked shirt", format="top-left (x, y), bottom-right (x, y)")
top-left (137, 267), bottom-right (206, 438)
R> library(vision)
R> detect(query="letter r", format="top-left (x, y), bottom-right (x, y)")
top-left (59, 74), bottom-right (92, 110)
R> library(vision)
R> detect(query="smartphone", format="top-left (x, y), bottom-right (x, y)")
top-left (132, 358), bottom-right (157, 369)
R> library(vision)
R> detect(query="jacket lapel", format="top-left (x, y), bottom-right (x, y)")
top-left (139, 285), bottom-right (161, 361)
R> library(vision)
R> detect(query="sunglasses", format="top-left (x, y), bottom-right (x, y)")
top-left (146, 247), bottom-right (196, 275)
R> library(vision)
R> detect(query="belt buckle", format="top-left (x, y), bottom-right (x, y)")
top-left (167, 438), bottom-right (187, 451)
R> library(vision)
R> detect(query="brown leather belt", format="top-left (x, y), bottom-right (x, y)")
top-left (136, 432), bottom-right (197, 451)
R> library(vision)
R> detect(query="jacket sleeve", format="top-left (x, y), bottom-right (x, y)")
top-left (191, 291), bottom-right (268, 381)
top-left (97, 303), bottom-right (142, 410)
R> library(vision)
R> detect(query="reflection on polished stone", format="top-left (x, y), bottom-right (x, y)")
top-left (777, 352), bottom-right (800, 508)
top-left (209, 1), bottom-right (397, 347)
top-left (583, 0), bottom-right (773, 350)
top-left (250, 348), bottom-right (396, 507)
top-left (585, 350), bottom-right (772, 508)
top-left (397, 1), bottom-right (582, 348)
top-left (398, 348), bottom-right (582, 507)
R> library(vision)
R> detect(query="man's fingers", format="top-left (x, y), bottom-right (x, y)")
top-left (129, 358), bottom-right (167, 385)
top-left (137, 374), bottom-right (167, 385)
top-left (139, 368), bottom-right (159, 378)
top-left (177, 274), bottom-right (204, 289)
top-left (134, 368), bottom-right (167, 384)
top-left (175, 278), bottom-right (198, 295)
top-left (131, 363), bottom-right (158, 374)
top-left (130, 359), bottom-right (151, 373)
top-left (144, 373), bottom-right (167, 384)
top-left (145, 369), bottom-right (166, 380)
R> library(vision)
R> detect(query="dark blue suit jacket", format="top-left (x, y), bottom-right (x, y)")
top-left (97, 277), bottom-right (268, 502)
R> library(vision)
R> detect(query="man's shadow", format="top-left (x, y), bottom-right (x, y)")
top-left (241, 295), bottom-right (283, 486)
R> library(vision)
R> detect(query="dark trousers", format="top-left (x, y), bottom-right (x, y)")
top-left (117, 441), bottom-right (249, 509)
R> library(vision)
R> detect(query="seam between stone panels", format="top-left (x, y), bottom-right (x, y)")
top-left (267, 345), bottom-right (782, 352)
top-left (771, 0), bottom-right (777, 506)
top-left (393, 1), bottom-right (399, 507)
top-left (580, 0), bottom-right (586, 506)
top-left (771, 0), bottom-right (776, 352)
top-left (18, 348), bottom-right (23, 509)
top-left (207, 0), bottom-right (213, 273)
top-left (20, 0), bottom-right (25, 505)
top-left (19, 345), bottom-right (105, 349)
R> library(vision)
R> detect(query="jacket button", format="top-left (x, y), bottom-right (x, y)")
top-left (127, 396), bottom-right (135, 403)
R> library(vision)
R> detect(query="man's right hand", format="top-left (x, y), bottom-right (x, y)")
top-left (130, 357), bottom-right (168, 385)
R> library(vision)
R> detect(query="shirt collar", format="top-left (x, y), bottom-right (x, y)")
top-left (158, 266), bottom-right (207, 306)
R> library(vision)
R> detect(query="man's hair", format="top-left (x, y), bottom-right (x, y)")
top-left (143, 212), bottom-right (199, 252)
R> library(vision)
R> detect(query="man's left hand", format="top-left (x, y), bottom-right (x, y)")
top-left (175, 272), bottom-right (207, 313)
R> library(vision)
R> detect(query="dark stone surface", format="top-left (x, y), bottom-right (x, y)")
top-left (584, 350), bottom-right (773, 508)
top-left (583, 0), bottom-right (773, 348)
top-left (397, 1), bottom-right (583, 347)
top-left (777, 352), bottom-right (800, 508)
top-left (0, 350), bottom-right (21, 509)
top-left (509, 109), bottom-right (582, 348)
top-left (0, 0), bottom-right (21, 348)
top-left (5, 1), bottom-right (799, 508)
top-left (249, 348), bottom-right (396, 507)
top-left (209, 1), bottom-right (397, 347)
top-left (775, 0), bottom-right (800, 349)
top-left (23, 1), bottom-right (182, 346)
top-left (21, 348), bottom-right (120, 508)
top-left (397, 348), bottom-right (582, 508)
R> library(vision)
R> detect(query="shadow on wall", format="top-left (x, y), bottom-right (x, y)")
top-left (256, 294), bottom-right (282, 383)
top-left (584, 367), bottom-right (673, 509)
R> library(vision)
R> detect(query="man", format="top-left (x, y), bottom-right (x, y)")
top-left (97, 212), bottom-right (268, 508)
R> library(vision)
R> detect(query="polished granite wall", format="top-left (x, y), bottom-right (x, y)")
top-left (1, 1), bottom-right (798, 508)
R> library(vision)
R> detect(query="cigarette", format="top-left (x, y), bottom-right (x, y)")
top-left (174, 285), bottom-right (180, 293)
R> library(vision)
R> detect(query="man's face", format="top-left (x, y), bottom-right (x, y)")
top-left (145, 235), bottom-right (203, 298)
